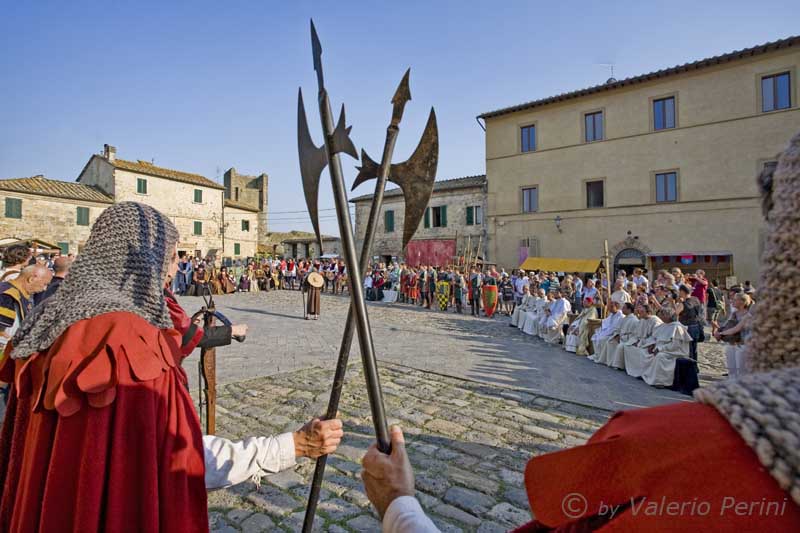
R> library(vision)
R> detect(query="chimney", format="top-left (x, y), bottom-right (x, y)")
top-left (103, 144), bottom-right (117, 162)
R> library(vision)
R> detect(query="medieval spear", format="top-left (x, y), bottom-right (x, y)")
top-left (301, 66), bottom-right (438, 530)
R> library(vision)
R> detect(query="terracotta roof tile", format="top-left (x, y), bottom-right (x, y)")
top-left (350, 174), bottom-right (486, 203)
top-left (478, 35), bottom-right (800, 119)
top-left (112, 158), bottom-right (225, 190)
top-left (224, 199), bottom-right (260, 213)
top-left (0, 175), bottom-right (114, 203)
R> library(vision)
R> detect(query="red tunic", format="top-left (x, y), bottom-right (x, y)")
top-left (0, 312), bottom-right (208, 533)
top-left (515, 402), bottom-right (800, 531)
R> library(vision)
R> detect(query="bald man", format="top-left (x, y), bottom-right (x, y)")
top-left (37, 256), bottom-right (72, 304)
top-left (0, 265), bottom-right (52, 352)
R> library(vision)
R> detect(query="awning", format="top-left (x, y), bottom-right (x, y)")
top-left (519, 257), bottom-right (602, 273)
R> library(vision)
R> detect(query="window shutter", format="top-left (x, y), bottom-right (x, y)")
top-left (441, 205), bottom-right (447, 227)
top-left (234, 243), bottom-right (240, 256)
top-left (385, 210), bottom-right (394, 232)
top-left (466, 206), bottom-right (474, 225)
top-left (424, 207), bottom-right (430, 228)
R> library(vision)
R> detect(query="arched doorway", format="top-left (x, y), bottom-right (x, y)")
top-left (614, 248), bottom-right (646, 276)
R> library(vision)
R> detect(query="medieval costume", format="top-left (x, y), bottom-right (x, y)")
top-left (0, 203), bottom-right (304, 533)
top-left (623, 313), bottom-right (664, 378)
top-left (304, 270), bottom-right (322, 320)
top-left (641, 320), bottom-right (692, 387)
top-left (511, 290), bottom-right (533, 327)
top-left (452, 272), bottom-right (465, 314)
top-left (609, 312), bottom-right (640, 369)
top-left (588, 308), bottom-right (623, 364)
top-left (521, 294), bottom-right (547, 336)
top-left (541, 295), bottom-right (571, 344)
top-left (564, 300), bottom-right (597, 355)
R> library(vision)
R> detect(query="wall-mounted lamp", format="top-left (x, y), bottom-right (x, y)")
top-left (554, 215), bottom-right (563, 232)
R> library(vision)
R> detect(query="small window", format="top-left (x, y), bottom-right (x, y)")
top-left (762, 72), bottom-right (791, 112)
top-left (466, 205), bottom-right (483, 225)
top-left (234, 243), bottom-right (241, 256)
top-left (193, 221), bottom-right (203, 235)
top-left (653, 97), bottom-right (676, 130)
top-left (58, 242), bottom-right (69, 255)
top-left (521, 125), bottom-right (536, 152)
top-left (136, 178), bottom-right (148, 195)
top-left (584, 111), bottom-right (604, 142)
top-left (4, 198), bottom-right (22, 219)
top-left (586, 180), bottom-right (605, 208)
top-left (424, 208), bottom-right (430, 228)
top-left (655, 172), bottom-right (678, 203)
top-left (235, 187), bottom-right (240, 201)
top-left (241, 219), bottom-right (250, 232)
top-left (76, 206), bottom-right (90, 226)
top-left (522, 187), bottom-right (538, 213)
top-left (384, 210), bottom-right (395, 233)
top-left (431, 205), bottom-right (447, 228)
top-left (194, 189), bottom-right (203, 203)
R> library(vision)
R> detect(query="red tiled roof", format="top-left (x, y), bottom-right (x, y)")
top-left (112, 158), bottom-right (225, 190)
top-left (0, 175), bottom-right (113, 203)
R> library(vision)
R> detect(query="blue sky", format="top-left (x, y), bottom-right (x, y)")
top-left (1, 0), bottom-right (797, 234)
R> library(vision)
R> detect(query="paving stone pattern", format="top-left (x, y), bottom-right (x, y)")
top-left (204, 363), bottom-right (610, 532)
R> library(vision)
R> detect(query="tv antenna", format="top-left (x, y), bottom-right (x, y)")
top-left (597, 63), bottom-right (617, 83)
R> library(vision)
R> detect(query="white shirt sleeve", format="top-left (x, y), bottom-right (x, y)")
top-left (203, 432), bottom-right (296, 490)
top-left (383, 496), bottom-right (440, 533)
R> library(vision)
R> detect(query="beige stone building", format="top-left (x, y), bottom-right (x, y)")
top-left (478, 35), bottom-right (799, 282)
top-left (351, 175), bottom-right (486, 266)
top-left (0, 175), bottom-right (113, 255)
top-left (1, 144), bottom-right (270, 261)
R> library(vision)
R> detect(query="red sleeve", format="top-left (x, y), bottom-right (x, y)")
top-left (164, 292), bottom-right (203, 356)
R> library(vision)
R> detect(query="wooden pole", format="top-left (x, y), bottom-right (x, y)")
top-left (474, 234), bottom-right (483, 269)
top-left (603, 239), bottom-right (611, 319)
top-left (465, 234), bottom-right (472, 271)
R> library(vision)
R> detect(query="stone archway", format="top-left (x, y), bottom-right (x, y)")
top-left (609, 237), bottom-right (651, 276)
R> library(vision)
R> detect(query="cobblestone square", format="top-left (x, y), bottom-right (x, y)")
top-left (182, 290), bottom-right (727, 531)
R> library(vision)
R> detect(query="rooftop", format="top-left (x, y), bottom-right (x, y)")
top-left (224, 199), bottom-right (260, 213)
top-left (478, 35), bottom-right (800, 120)
top-left (111, 158), bottom-right (225, 190)
top-left (350, 174), bottom-right (486, 203)
top-left (281, 233), bottom-right (340, 244)
top-left (0, 175), bottom-right (114, 204)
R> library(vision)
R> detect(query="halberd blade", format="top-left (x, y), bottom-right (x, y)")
top-left (331, 104), bottom-right (358, 159)
top-left (297, 88), bottom-right (328, 250)
top-left (353, 107), bottom-right (438, 249)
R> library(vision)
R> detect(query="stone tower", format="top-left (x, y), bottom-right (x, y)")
top-left (224, 168), bottom-right (269, 247)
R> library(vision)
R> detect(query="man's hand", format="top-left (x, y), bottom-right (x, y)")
top-left (361, 426), bottom-right (415, 518)
top-left (293, 418), bottom-right (343, 459)
top-left (231, 324), bottom-right (248, 338)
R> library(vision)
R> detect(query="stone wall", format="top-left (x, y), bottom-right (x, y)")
top-left (353, 185), bottom-right (486, 261)
top-left (0, 191), bottom-right (110, 254)
top-left (223, 206), bottom-right (259, 258)
top-left (224, 168), bottom-right (269, 246)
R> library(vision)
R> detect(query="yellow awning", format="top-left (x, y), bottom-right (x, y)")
top-left (519, 257), bottom-right (602, 273)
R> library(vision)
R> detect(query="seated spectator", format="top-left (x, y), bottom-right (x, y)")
top-left (623, 304), bottom-right (663, 378)
top-left (641, 306), bottom-right (692, 387)
top-left (521, 289), bottom-right (547, 336)
top-left (609, 302), bottom-right (639, 369)
top-left (610, 279), bottom-right (631, 305)
top-left (540, 288), bottom-right (571, 344)
top-left (510, 285), bottom-right (533, 327)
top-left (564, 296), bottom-right (597, 355)
top-left (589, 300), bottom-right (623, 363)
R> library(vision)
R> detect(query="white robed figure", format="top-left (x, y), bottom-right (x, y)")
top-left (641, 307), bottom-right (692, 387)
top-left (609, 303), bottom-right (639, 369)
top-left (522, 290), bottom-right (547, 335)
top-left (565, 296), bottom-right (598, 354)
top-left (511, 286), bottom-right (533, 327)
top-left (542, 289), bottom-right (571, 344)
top-left (588, 301), bottom-right (623, 363)
top-left (623, 306), bottom-right (663, 377)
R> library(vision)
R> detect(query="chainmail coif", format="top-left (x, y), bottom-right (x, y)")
top-left (11, 202), bottom-right (178, 360)
top-left (695, 130), bottom-right (800, 506)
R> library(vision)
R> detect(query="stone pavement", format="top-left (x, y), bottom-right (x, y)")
top-left (205, 362), bottom-right (610, 532)
top-left (181, 290), bottom-right (726, 412)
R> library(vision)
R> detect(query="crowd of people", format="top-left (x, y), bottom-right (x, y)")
top-left (0, 128), bottom-right (797, 531)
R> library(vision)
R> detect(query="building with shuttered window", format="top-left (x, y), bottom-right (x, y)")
top-left (478, 35), bottom-right (799, 282)
top-left (351, 175), bottom-right (486, 267)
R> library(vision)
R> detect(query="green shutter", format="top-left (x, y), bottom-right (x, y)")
top-left (193, 221), bottom-right (202, 235)
top-left (76, 206), bottom-right (90, 226)
top-left (466, 206), bottom-right (474, 225)
top-left (385, 210), bottom-right (394, 232)
top-left (194, 189), bottom-right (202, 203)
top-left (234, 243), bottom-right (241, 256)
top-left (5, 198), bottom-right (22, 219)
top-left (441, 205), bottom-right (447, 227)
top-left (58, 242), bottom-right (69, 255)
top-left (242, 219), bottom-right (249, 231)
top-left (137, 178), bottom-right (148, 194)
top-left (423, 207), bottom-right (430, 228)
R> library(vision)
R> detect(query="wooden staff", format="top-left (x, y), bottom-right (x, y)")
top-left (474, 234), bottom-right (483, 269)
top-left (603, 239), bottom-right (611, 319)
top-left (465, 234), bottom-right (472, 270)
